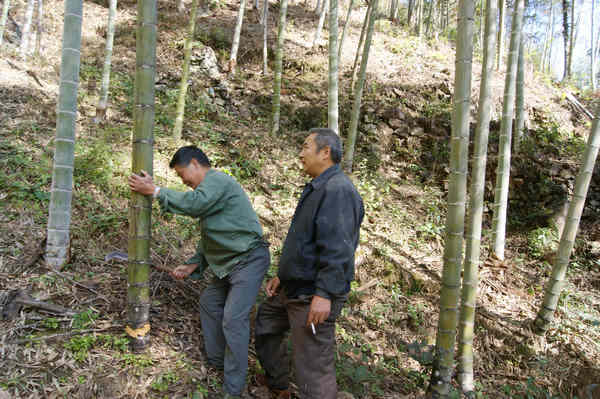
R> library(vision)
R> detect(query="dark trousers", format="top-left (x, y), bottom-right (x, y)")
top-left (255, 291), bottom-right (346, 399)
top-left (198, 246), bottom-right (270, 396)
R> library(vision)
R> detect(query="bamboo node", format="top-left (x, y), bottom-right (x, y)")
top-left (125, 323), bottom-right (150, 338)
top-left (133, 139), bottom-right (155, 145)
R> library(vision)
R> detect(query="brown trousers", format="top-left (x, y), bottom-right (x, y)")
top-left (254, 291), bottom-right (346, 399)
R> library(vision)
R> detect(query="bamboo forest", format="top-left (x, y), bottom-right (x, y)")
top-left (1, 0), bottom-right (600, 395)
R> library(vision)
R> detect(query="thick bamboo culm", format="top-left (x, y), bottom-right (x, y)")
top-left (127, 0), bottom-right (157, 350)
top-left (46, 0), bottom-right (83, 269)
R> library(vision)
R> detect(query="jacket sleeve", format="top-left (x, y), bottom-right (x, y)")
top-left (313, 184), bottom-right (359, 299)
top-left (156, 176), bottom-right (226, 218)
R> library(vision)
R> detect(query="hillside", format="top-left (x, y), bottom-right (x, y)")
top-left (1, 0), bottom-right (599, 397)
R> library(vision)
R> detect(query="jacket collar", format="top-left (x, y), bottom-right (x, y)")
top-left (309, 164), bottom-right (341, 191)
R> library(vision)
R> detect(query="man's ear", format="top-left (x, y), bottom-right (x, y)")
top-left (189, 158), bottom-right (199, 168)
top-left (321, 146), bottom-right (331, 161)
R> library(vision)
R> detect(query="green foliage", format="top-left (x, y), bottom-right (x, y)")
top-left (501, 377), bottom-right (561, 398)
top-left (288, 105), bottom-right (327, 131)
top-left (121, 353), bottom-right (154, 375)
top-left (74, 139), bottom-right (120, 191)
top-left (151, 371), bottom-right (179, 392)
top-left (64, 333), bottom-right (129, 362)
top-left (72, 309), bottom-right (99, 330)
top-left (406, 303), bottom-right (424, 328)
top-left (196, 27), bottom-right (230, 50)
top-left (192, 385), bottom-right (209, 399)
top-left (64, 335), bottom-right (97, 362)
top-left (43, 317), bottom-right (60, 329)
top-left (527, 227), bottom-right (558, 258)
top-left (0, 139), bottom-right (51, 205)
top-left (336, 351), bottom-right (384, 397)
top-left (221, 151), bottom-right (261, 182)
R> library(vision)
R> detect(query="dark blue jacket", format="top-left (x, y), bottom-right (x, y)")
top-left (278, 165), bottom-right (364, 299)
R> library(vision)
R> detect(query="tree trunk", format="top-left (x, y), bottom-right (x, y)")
top-left (541, 3), bottom-right (551, 73)
top-left (426, 0), bottom-right (435, 37)
top-left (262, 0), bottom-right (268, 74)
top-left (46, 0), bottom-right (83, 269)
top-left (566, 0), bottom-right (575, 80)
top-left (478, 0), bottom-right (483, 50)
top-left (34, 0), bottom-right (42, 56)
top-left (229, 0), bottom-right (247, 74)
top-left (173, 0), bottom-right (200, 138)
top-left (429, 0), bottom-right (475, 395)
top-left (338, 0), bottom-right (354, 61)
top-left (407, 0), bottom-right (414, 26)
top-left (177, 0), bottom-right (185, 13)
top-left (351, 2), bottom-right (372, 90)
top-left (343, 0), bottom-right (377, 172)
top-left (95, 0), bottom-right (117, 122)
top-left (457, 0), bottom-right (496, 393)
top-left (270, 0), bottom-right (288, 135)
top-left (19, 0), bottom-right (35, 58)
top-left (514, 32), bottom-right (525, 152)
top-left (416, 0), bottom-right (424, 36)
top-left (328, 0), bottom-right (339, 134)
top-left (547, 2), bottom-right (555, 73)
top-left (315, 0), bottom-right (321, 13)
top-left (128, 0), bottom-right (157, 351)
top-left (534, 108), bottom-right (600, 333)
top-left (592, 0), bottom-right (596, 90)
top-left (491, 0), bottom-right (524, 260)
top-left (0, 0), bottom-right (10, 46)
top-left (312, 0), bottom-right (328, 47)
top-left (496, 0), bottom-right (505, 70)
top-left (561, 0), bottom-right (569, 80)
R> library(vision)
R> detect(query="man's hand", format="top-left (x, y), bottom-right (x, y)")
top-left (306, 295), bottom-right (331, 327)
top-left (265, 276), bottom-right (280, 297)
top-left (170, 264), bottom-right (198, 280)
top-left (128, 170), bottom-right (156, 196)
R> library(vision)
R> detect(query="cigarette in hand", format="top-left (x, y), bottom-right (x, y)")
top-left (311, 322), bottom-right (316, 335)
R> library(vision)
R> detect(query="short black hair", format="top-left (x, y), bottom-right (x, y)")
top-left (169, 146), bottom-right (211, 168)
top-left (309, 128), bottom-right (342, 164)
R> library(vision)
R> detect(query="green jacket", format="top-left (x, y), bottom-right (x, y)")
top-left (157, 169), bottom-right (264, 279)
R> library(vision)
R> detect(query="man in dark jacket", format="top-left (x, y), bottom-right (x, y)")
top-left (254, 128), bottom-right (364, 399)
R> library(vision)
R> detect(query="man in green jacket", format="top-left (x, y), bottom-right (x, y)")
top-left (128, 146), bottom-right (269, 399)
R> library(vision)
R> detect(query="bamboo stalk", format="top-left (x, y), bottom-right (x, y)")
top-left (491, 0), bottom-right (524, 260)
top-left (96, 0), bottom-right (118, 122)
top-left (19, 0), bottom-right (35, 58)
top-left (337, 0), bottom-right (355, 61)
top-left (457, 0), bottom-right (497, 392)
top-left (534, 107), bottom-right (600, 333)
top-left (350, 2), bottom-right (372, 90)
top-left (46, 0), bottom-right (83, 269)
top-left (262, 0), bottom-right (268, 74)
top-left (328, 0), bottom-right (339, 134)
top-left (229, 0), bottom-right (247, 74)
top-left (34, 0), bottom-right (42, 56)
top-left (312, 0), bottom-right (328, 47)
top-left (127, 0), bottom-right (157, 351)
top-left (513, 32), bottom-right (525, 152)
top-left (173, 0), bottom-right (200, 138)
top-left (428, 0), bottom-right (474, 394)
top-left (270, 0), bottom-right (288, 135)
top-left (343, 0), bottom-right (377, 172)
top-left (0, 0), bottom-right (10, 46)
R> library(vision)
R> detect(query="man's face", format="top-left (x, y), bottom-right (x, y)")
top-left (173, 159), bottom-right (205, 189)
top-left (300, 133), bottom-right (328, 178)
